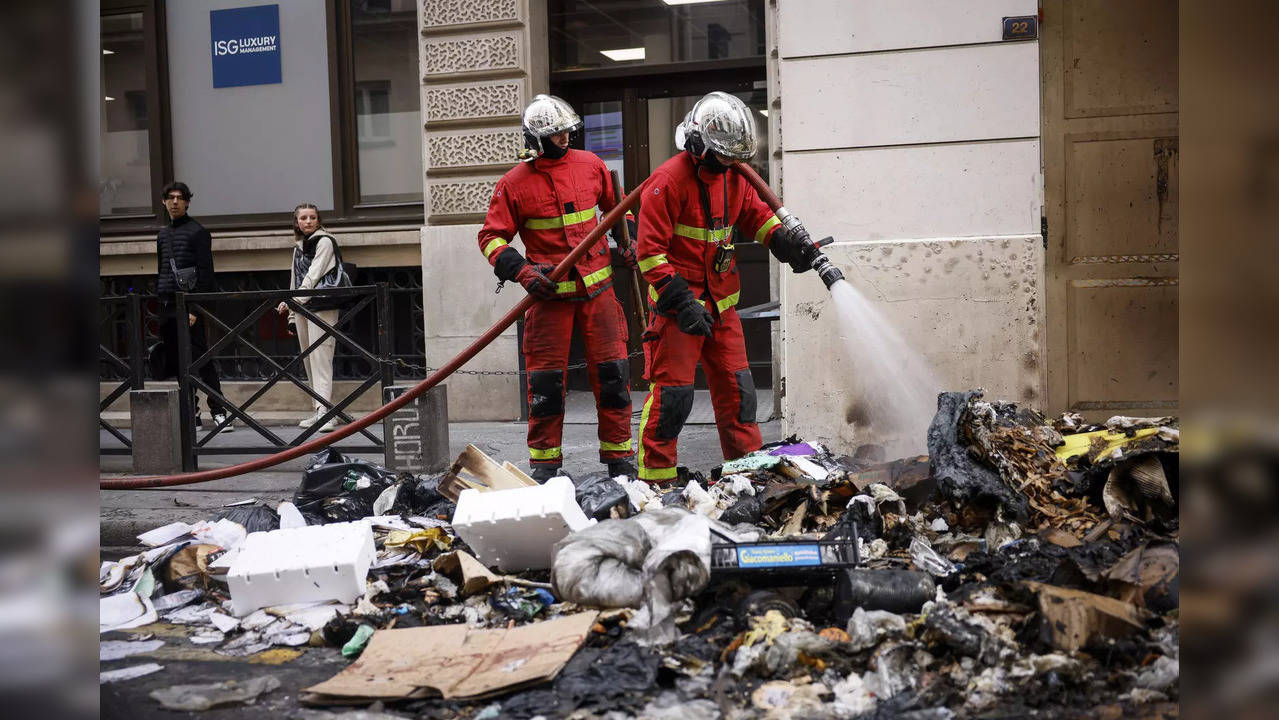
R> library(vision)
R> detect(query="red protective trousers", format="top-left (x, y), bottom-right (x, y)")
top-left (524, 291), bottom-right (634, 467)
top-left (637, 301), bottom-right (761, 483)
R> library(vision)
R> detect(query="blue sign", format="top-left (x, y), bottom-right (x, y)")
top-left (737, 545), bottom-right (822, 568)
top-left (210, 5), bottom-right (281, 88)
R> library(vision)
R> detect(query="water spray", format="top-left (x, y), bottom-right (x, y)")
top-left (730, 161), bottom-right (940, 456)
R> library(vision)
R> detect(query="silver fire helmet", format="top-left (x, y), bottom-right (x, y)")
top-left (522, 94), bottom-right (583, 138)
top-left (685, 91), bottom-right (757, 161)
top-left (673, 110), bottom-right (693, 151)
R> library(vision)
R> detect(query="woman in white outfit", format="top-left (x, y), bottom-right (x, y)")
top-left (277, 203), bottom-right (341, 432)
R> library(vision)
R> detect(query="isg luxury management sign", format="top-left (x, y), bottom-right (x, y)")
top-left (210, 4), bottom-right (282, 88)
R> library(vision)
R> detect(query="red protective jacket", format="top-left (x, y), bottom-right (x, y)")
top-left (636, 153), bottom-right (781, 314)
top-left (478, 149), bottom-right (618, 299)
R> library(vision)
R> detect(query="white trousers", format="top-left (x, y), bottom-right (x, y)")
top-left (296, 308), bottom-right (339, 410)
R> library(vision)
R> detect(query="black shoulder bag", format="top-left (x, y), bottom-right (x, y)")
top-left (303, 234), bottom-right (355, 311)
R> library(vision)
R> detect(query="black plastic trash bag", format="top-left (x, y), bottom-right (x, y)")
top-left (719, 495), bottom-right (766, 525)
top-left (293, 450), bottom-right (398, 523)
top-left (390, 472), bottom-right (455, 518)
top-left (212, 503), bottom-right (279, 534)
top-left (573, 472), bottom-right (628, 521)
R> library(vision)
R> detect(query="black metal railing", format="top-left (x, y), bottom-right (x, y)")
top-left (99, 294), bottom-right (145, 449)
top-left (99, 269), bottom-right (427, 382)
top-left (174, 284), bottom-right (392, 470)
top-left (100, 285), bottom-right (395, 470)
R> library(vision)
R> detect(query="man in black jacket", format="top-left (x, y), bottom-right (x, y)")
top-left (156, 181), bottom-right (231, 432)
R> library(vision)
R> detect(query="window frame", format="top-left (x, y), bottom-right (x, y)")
top-left (100, 0), bottom-right (172, 223)
top-left (98, 0), bottom-right (423, 240)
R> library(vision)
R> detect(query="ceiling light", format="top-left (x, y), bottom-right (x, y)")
top-left (662, 0), bottom-right (729, 5)
top-left (757, 109), bottom-right (768, 117)
top-left (104, 96), bottom-right (115, 101)
top-left (102, 49), bottom-right (115, 55)
top-left (600, 47), bottom-right (645, 62)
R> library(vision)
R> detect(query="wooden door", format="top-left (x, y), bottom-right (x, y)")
top-left (1042, 0), bottom-right (1179, 417)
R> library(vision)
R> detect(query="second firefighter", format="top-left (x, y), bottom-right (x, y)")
top-left (477, 94), bottom-right (638, 482)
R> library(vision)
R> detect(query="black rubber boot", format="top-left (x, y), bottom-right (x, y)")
top-left (605, 460), bottom-right (637, 479)
top-left (530, 465), bottom-right (562, 484)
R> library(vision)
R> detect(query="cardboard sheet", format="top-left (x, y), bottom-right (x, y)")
top-left (302, 611), bottom-right (598, 703)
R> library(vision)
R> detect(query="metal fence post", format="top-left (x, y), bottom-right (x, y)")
top-left (375, 282), bottom-right (394, 390)
top-left (175, 292), bottom-right (197, 471)
top-left (128, 292), bottom-right (145, 390)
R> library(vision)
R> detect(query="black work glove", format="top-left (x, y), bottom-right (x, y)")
top-left (611, 242), bottom-right (638, 270)
top-left (676, 298), bottom-right (714, 337)
top-left (515, 263), bottom-right (557, 299)
top-left (494, 247), bottom-right (556, 299)
top-left (768, 223), bottom-right (821, 274)
top-left (654, 275), bottom-right (713, 337)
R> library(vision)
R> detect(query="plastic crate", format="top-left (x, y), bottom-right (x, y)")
top-left (451, 476), bottom-right (593, 572)
top-left (225, 520), bottom-right (375, 617)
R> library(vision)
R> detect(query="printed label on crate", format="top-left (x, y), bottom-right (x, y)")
top-left (736, 544), bottom-right (822, 567)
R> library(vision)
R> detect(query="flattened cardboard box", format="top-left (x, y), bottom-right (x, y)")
top-left (301, 611), bottom-right (598, 703)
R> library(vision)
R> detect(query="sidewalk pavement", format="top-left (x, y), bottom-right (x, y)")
top-left (100, 419), bottom-right (780, 550)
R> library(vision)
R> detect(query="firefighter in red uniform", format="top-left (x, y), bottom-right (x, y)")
top-left (635, 92), bottom-right (820, 483)
top-left (478, 95), bottom-right (637, 482)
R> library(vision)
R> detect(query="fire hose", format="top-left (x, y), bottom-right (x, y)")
top-left (101, 180), bottom-right (651, 489)
top-left (101, 163), bottom-right (841, 490)
top-left (730, 162), bottom-right (846, 290)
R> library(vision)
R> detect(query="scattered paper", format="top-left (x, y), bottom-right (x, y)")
top-left (101, 663), bottom-right (164, 684)
top-left (100, 591), bottom-right (157, 634)
top-left (209, 612), bottom-right (241, 634)
top-left (152, 589), bottom-right (204, 612)
top-left (150, 676), bottom-right (281, 711)
top-left (100, 639), bottom-right (165, 661)
top-left (137, 522), bottom-right (192, 547)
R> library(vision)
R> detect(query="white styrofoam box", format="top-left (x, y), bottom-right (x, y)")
top-left (226, 521), bottom-right (374, 617)
top-left (451, 476), bottom-right (593, 572)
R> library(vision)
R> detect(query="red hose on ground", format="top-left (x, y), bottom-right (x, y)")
top-left (102, 180), bottom-right (650, 489)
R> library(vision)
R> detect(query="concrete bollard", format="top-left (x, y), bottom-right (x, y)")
top-left (130, 389), bottom-right (182, 475)
top-left (382, 384), bottom-right (449, 474)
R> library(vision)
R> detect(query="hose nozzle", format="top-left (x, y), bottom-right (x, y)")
top-left (809, 236), bottom-right (844, 289)
top-left (812, 253), bottom-right (845, 290)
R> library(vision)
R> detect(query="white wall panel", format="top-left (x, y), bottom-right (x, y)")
top-left (779, 0), bottom-right (1038, 58)
top-left (782, 140), bottom-right (1041, 241)
top-left (779, 42), bottom-right (1039, 150)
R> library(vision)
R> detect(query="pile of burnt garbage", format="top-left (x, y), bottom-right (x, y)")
top-left (101, 390), bottom-right (1179, 718)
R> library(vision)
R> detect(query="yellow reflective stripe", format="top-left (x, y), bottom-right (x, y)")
top-left (638, 254), bottom-right (668, 273)
top-left (529, 446), bottom-right (562, 460)
top-left (524, 206), bottom-right (599, 230)
top-left (639, 465), bottom-right (678, 481)
top-left (482, 238), bottom-right (508, 258)
top-left (754, 215), bottom-right (781, 245)
top-left (581, 265), bottom-right (613, 287)
top-left (716, 291), bottom-right (740, 313)
top-left (637, 392), bottom-right (654, 476)
top-left (554, 281), bottom-right (578, 295)
top-left (675, 223), bottom-right (734, 243)
top-left (648, 285), bottom-right (660, 303)
top-left (600, 439), bottom-right (632, 452)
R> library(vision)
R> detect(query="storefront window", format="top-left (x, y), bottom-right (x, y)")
top-left (583, 100), bottom-right (625, 181)
top-left (100, 12), bottom-right (152, 216)
top-left (350, 0), bottom-right (422, 205)
top-left (550, 0), bottom-right (765, 71)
